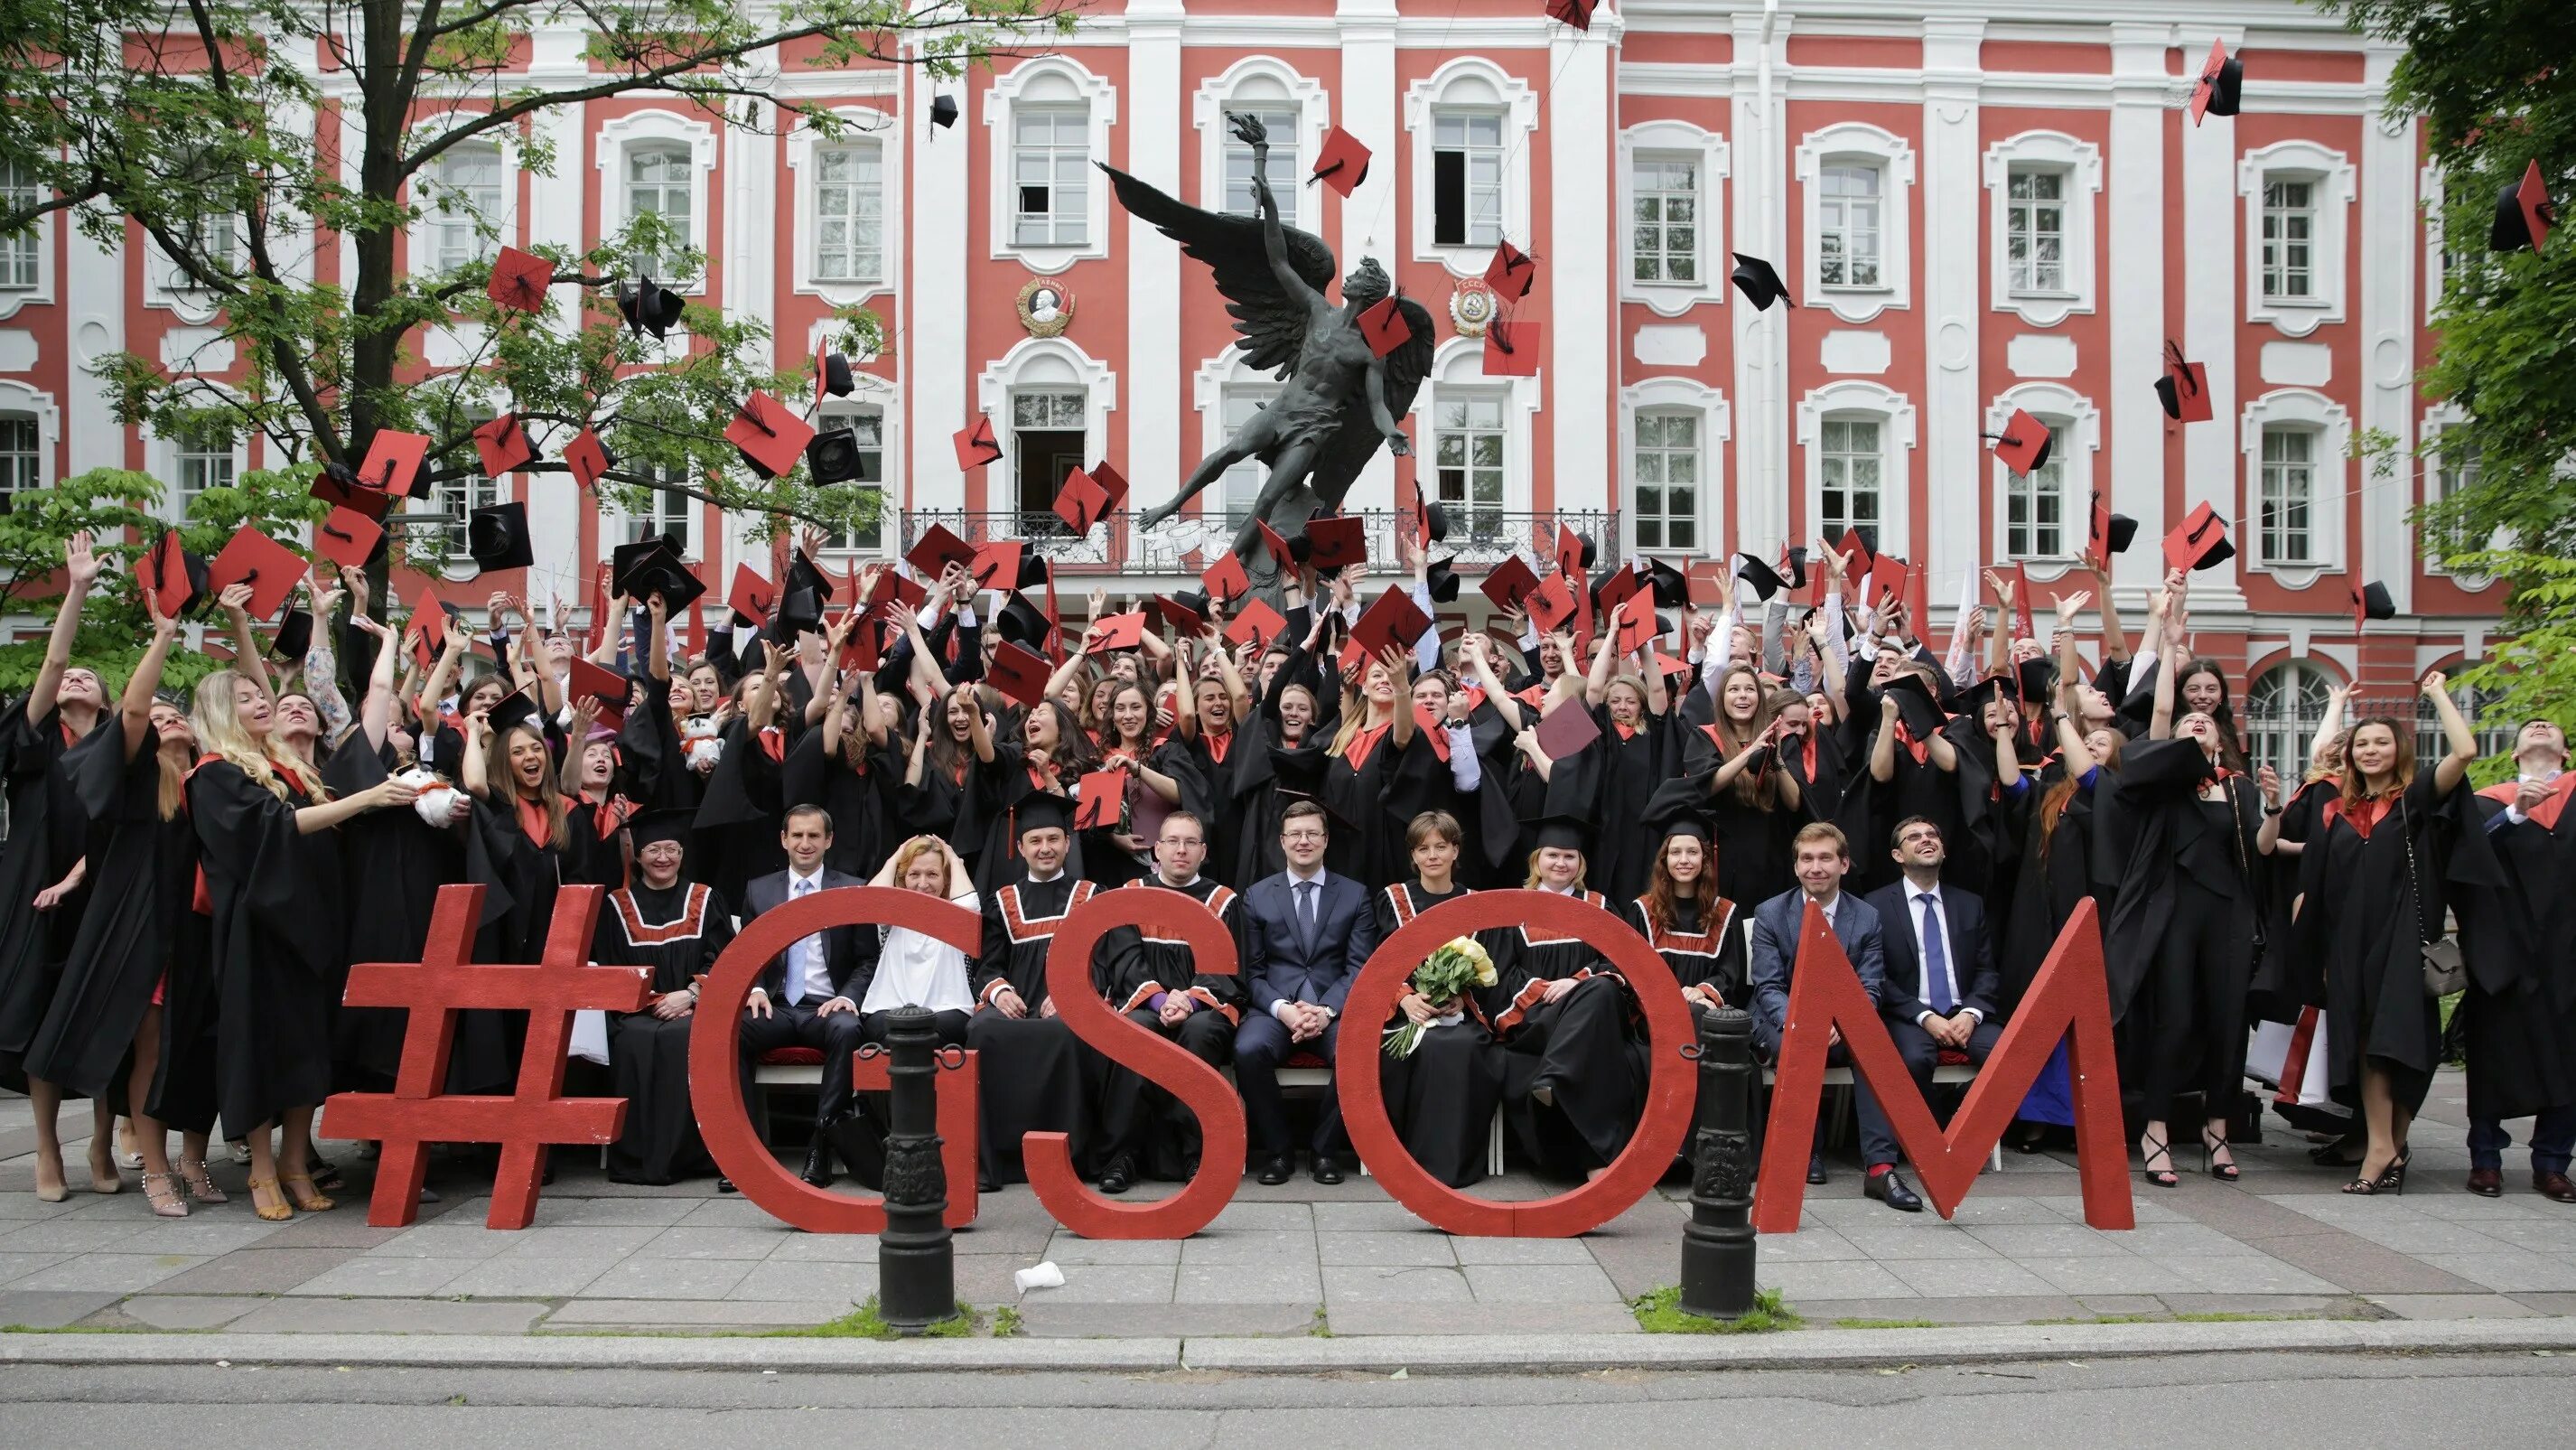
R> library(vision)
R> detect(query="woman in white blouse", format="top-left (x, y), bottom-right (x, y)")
top-left (859, 835), bottom-right (980, 1047)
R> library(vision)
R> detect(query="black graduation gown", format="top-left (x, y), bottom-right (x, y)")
top-left (1373, 881), bottom-right (1504, 1187)
top-left (1087, 740), bottom-right (1213, 890)
top-left (0, 707), bottom-right (91, 1090)
top-left (452, 794), bottom-right (602, 1094)
top-left (1320, 720), bottom-right (1421, 893)
top-left (187, 758), bottom-right (344, 1137)
top-left (1784, 724), bottom-right (1848, 827)
top-left (693, 717), bottom-right (788, 905)
top-left (1997, 767), bottom-right (2105, 1014)
top-left (2252, 778), bottom-right (2336, 1015)
top-left (2457, 785), bottom-right (2576, 1122)
top-left (907, 753), bottom-right (974, 863)
top-left (1091, 875), bottom-right (1246, 1178)
top-left (783, 729), bottom-right (895, 880)
top-left (1541, 706), bottom-right (1681, 907)
top-left (956, 743), bottom-right (1116, 897)
top-left (1174, 727), bottom-right (1245, 890)
top-left (1224, 645), bottom-right (1338, 888)
top-left (322, 741), bottom-right (465, 1090)
top-left (1479, 888), bottom-right (1639, 1175)
top-left (1619, 893), bottom-right (1747, 1010)
top-left (593, 880), bottom-right (735, 1183)
top-left (1670, 724), bottom-right (1806, 910)
top-left (24, 727), bottom-right (179, 1104)
top-left (2292, 772), bottom-right (2499, 1110)
top-left (969, 874), bottom-right (1101, 1183)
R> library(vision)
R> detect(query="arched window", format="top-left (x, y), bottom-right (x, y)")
top-left (2245, 661), bottom-right (2338, 781)
top-left (625, 143), bottom-right (695, 280)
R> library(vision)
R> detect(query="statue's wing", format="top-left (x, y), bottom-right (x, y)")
top-left (1303, 298), bottom-right (1441, 510)
top-left (1099, 164), bottom-right (1337, 377)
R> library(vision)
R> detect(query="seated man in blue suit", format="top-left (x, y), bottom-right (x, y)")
top-left (1237, 800), bottom-right (1379, 1184)
top-left (1863, 814), bottom-right (2004, 1115)
top-left (1750, 821), bottom-right (1921, 1212)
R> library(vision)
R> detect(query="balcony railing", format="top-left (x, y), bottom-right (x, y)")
top-left (897, 510), bottom-right (1620, 580)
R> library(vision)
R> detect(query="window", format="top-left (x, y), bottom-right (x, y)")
top-left (816, 404), bottom-right (885, 551)
top-left (2262, 178), bottom-right (2314, 302)
top-left (1432, 111), bottom-right (1505, 248)
top-left (627, 465), bottom-right (695, 558)
top-left (173, 423), bottom-right (237, 506)
top-left (1630, 156), bottom-right (1699, 285)
top-left (1217, 386), bottom-right (1278, 529)
top-left (2427, 435), bottom-right (2481, 568)
top-left (433, 416), bottom-right (503, 561)
top-left (2258, 426), bottom-right (2316, 566)
top-left (2417, 681), bottom-right (2515, 764)
top-left (2245, 662), bottom-right (2336, 783)
top-left (1631, 409), bottom-right (1699, 552)
top-left (2005, 434), bottom-right (2068, 560)
top-left (2005, 167), bottom-right (2066, 295)
top-left (0, 158), bottom-right (36, 290)
top-left (1819, 417), bottom-right (1881, 540)
top-left (1013, 107), bottom-right (1090, 248)
top-left (1012, 388), bottom-right (1087, 531)
top-left (1222, 108), bottom-right (1301, 231)
top-left (1432, 393), bottom-right (1506, 534)
top-left (164, 210), bottom-right (239, 291)
top-left (0, 415), bottom-right (37, 510)
top-left (809, 143), bottom-right (884, 285)
top-left (624, 142), bottom-right (695, 279)
top-left (425, 143), bottom-right (502, 273)
top-left (1818, 164), bottom-right (1882, 288)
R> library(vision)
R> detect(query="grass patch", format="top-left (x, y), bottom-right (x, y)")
top-left (1631, 1286), bottom-right (1802, 1334)
top-left (769, 1296), bottom-right (979, 1340)
top-left (1309, 1306), bottom-right (1332, 1339)
top-left (991, 1305), bottom-right (1022, 1338)
top-left (0, 1324), bottom-right (149, 1334)
top-left (1834, 1317), bottom-right (1939, 1330)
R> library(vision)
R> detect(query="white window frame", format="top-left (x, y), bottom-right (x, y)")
top-left (1981, 130), bottom-right (2101, 328)
top-left (1409, 335), bottom-right (1540, 515)
top-left (0, 155), bottom-right (56, 320)
top-left (1983, 384), bottom-right (2099, 574)
top-left (622, 463), bottom-right (699, 561)
top-left (1796, 379), bottom-right (1917, 557)
top-left (2419, 404), bottom-right (2497, 583)
top-left (156, 414), bottom-right (248, 519)
top-left (2237, 140), bottom-right (2354, 337)
top-left (1794, 123), bottom-right (1914, 323)
top-left (985, 58), bottom-right (1116, 273)
top-left (145, 210), bottom-right (242, 324)
top-left (1191, 344), bottom-right (1288, 534)
top-left (975, 335), bottom-right (1119, 500)
top-left (1192, 58), bottom-right (1328, 238)
top-left (1619, 121), bottom-right (1730, 315)
top-left (1404, 57), bottom-right (1540, 276)
top-left (0, 381), bottom-right (61, 504)
top-left (406, 135), bottom-right (516, 276)
top-left (2239, 387), bottom-right (2350, 585)
top-left (595, 109), bottom-right (718, 293)
top-left (1619, 377), bottom-right (1731, 557)
top-left (788, 106), bottom-right (902, 307)
top-left (814, 398), bottom-right (892, 556)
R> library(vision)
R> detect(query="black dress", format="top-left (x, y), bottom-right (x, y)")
top-left (1374, 881), bottom-right (1504, 1186)
top-left (1479, 888), bottom-right (1639, 1176)
top-left (1090, 875), bottom-right (1244, 1179)
top-left (323, 742), bottom-right (465, 1090)
top-left (453, 794), bottom-right (602, 1094)
top-left (0, 707), bottom-right (90, 1090)
top-left (1320, 720), bottom-right (1421, 893)
top-left (1672, 724), bottom-right (1805, 911)
top-left (2457, 784), bottom-right (2576, 1124)
top-left (693, 719), bottom-right (788, 906)
top-left (1997, 766), bottom-right (2106, 1015)
top-left (968, 873), bottom-right (1101, 1183)
top-left (1543, 706), bottom-right (1682, 907)
top-left (593, 880), bottom-right (735, 1183)
top-left (188, 757), bottom-right (344, 1137)
top-left (956, 744), bottom-right (1115, 897)
top-left (784, 729), bottom-right (899, 880)
top-left (24, 728), bottom-right (185, 1106)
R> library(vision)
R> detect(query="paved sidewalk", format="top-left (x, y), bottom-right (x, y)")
top-left (4, 1068), bottom-right (2571, 1341)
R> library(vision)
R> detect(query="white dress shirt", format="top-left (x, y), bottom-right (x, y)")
top-left (863, 889), bottom-right (979, 1015)
top-left (782, 867), bottom-right (835, 1006)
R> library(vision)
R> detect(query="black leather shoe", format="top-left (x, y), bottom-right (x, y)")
top-left (1257, 1153), bottom-right (1295, 1185)
top-left (799, 1142), bottom-right (835, 1189)
top-left (715, 1177), bottom-right (738, 1194)
top-left (1098, 1155), bottom-right (1136, 1195)
top-left (1864, 1168), bottom-right (1923, 1212)
top-left (1311, 1155), bottom-right (1345, 1185)
top-left (1806, 1153), bottom-right (1829, 1186)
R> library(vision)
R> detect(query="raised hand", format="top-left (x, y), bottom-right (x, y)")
top-left (1227, 111), bottom-right (1269, 149)
top-left (218, 582), bottom-right (255, 613)
top-left (66, 530), bottom-right (101, 588)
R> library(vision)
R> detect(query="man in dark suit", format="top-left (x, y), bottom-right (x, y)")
top-left (1864, 814), bottom-right (2004, 1135)
top-left (1750, 821), bottom-right (1921, 1212)
top-left (738, 804), bottom-right (874, 1186)
top-left (1236, 800), bottom-right (1379, 1184)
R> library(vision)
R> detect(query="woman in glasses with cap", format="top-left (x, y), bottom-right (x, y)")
top-left (594, 808), bottom-right (736, 1184)
top-left (1482, 814), bottom-right (1641, 1182)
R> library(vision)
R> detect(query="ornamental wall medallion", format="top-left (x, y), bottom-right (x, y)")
top-left (1448, 278), bottom-right (1498, 338)
top-left (1017, 278), bottom-right (1074, 338)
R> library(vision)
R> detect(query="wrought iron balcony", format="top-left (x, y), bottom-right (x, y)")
top-left (897, 510), bottom-right (1620, 579)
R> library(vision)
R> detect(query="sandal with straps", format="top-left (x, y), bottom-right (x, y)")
top-left (2202, 1127), bottom-right (2241, 1182)
top-left (2140, 1131), bottom-right (2178, 1189)
top-left (180, 1159), bottom-right (228, 1204)
top-left (142, 1171), bottom-right (189, 1220)
top-left (280, 1173), bottom-right (335, 1213)
top-left (246, 1175), bottom-right (294, 1222)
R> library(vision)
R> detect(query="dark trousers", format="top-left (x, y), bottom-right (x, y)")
top-left (1234, 1010), bottom-right (1342, 1158)
top-left (1889, 1014), bottom-right (2004, 1141)
top-left (2469, 1107), bottom-right (2576, 1175)
top-left (1100, 1006), bottom-right (1235, 1169)
top-left (738, 1001), bottom-right (865, 1125)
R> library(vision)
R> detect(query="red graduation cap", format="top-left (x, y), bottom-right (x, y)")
top-left (1545, 0), bottom-right (1598, 31)
top-left (1076, 771), bottom-right (1123, 830)
top-left (1053, 467), bottom-right (1113, 533)
top-left (1553, 523), bottom-right (1595, 582)
top-left (209, 524), bottom-right (307, 620)
top-left (136, 530), bottom-right (206, 614)
top-left (1612, 597), bottom-right (1659, 660)
top-left (1902, 564), bottom-right (1929, 634)
top-left (1304, 513), bottom-right (1367, 573)
top-left (903, 522), bottom-right (976, 579)
top-left (1482, 317), bottom-right (1541, 377)
top-left (1535, 696), bottom-right (1601, 761)
top-left (726, 563), bottom-right (775, 625)
top-left (486, 246), bottom-right (555, 313)
top-left (309, 469), bottom-right (391, 519)
top-left (725, 392), bottom-right (817, 479)
top-left (1256, 519), bottom-right (1295, 569)
top-left (1985, 407), bottom-right (2053, 476)
top-left (1088, 461), bottom-right (1132, 510)
top-left (2189, 39), bottom-right (2243, 126)
top-left (409, 590), bottom-right (464, 669)
top-left (1836, 525), bottom-right (1879, 577)
top-left (2164, 501), bottom-right (2236, 573)
top-left (1481, 554), bottom-right (1541, 613)
top-left (359, 429), bottom-right (432, 497)
top-left (1085, 611), bottom-right (1147, 652)
top-left (2498, 159), bottom-right (2555, 255)
top-left (1150, 593), bottom-right (1206, 635)
top-left (564, 426), bottom-right (610, 490)
top-left (314, 506), bottom-right (384, 571)
top-left (566, 657), bottom-right (630, 730)
top-left (841, 615), bottom-right (884, 675)
top-left (2157, 340), bottom-right (2212, 423)
top-left (969, 538), bottom-right (1025, 595)
top-left (986, 640), bottom-right (1054, 708)
top-left (1201, 550), bottom-right (1250, 603)
top-left (1349, 586), bottom-right (1432, 659)
top-left (1595, 563), bottom-right (1642, 617)
top-left (1484, 239), bottom-right (1537, 301)
top-left (1310, 126), bottom-right (1371, 197)
top-left (952, 416), bottom-right (1003, 471)
top-left (865, 566), bottom-right (928, 620)
top-left (1867, 550), bottom-right (1909, 605)
top-left (1526, 570), bottom-right (1578, 633)
top-left (1358, 295), bottom-right (1413, 358)
top-left (2009, 561), bottom-right (2037, 641)
top-left (472, 413), bottom-right (536, 479)
top-left (1225, 596), bottom-right (1287, 650)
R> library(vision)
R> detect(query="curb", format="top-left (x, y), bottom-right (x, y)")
top-left (6, 1318), bottom-right (2574, 1374)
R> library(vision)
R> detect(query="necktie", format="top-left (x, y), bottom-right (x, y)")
top-left (1918, 893), bottom-right (1954, 1016)
top-left (1296, 880), bottom-right (1318, 959)
top-left (790, 876), bottom-right (816, 1005)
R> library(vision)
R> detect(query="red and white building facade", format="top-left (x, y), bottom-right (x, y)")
top-left (0, 1), bottom-right (2505, 772)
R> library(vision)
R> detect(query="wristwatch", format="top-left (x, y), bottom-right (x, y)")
top-left (2263, 803), bottom-right (2283, 817)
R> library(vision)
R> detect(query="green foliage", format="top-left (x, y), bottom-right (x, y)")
top-left (991, 1304), bottom-right (1023, 1337)
top-left (2450, 550), bottom-right (2576, 781)
top-left (767, 1296), bottom-right (979, 1338)
top-left (1631, 1285), bottom-right (1802, 1334)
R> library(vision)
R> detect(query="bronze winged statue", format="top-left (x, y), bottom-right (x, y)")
top-left (1099, 113), bottom-right (1437, 595)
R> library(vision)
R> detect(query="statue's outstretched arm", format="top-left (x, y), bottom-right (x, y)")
top-left (1238, 118), bottom-right (1318, 309)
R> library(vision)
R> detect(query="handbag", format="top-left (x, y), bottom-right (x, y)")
top-left (2397, 795), bottom-right (2469, 996)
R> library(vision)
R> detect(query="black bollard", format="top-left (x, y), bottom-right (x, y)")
top-left (1679, 1006), bottom-right (1758, 1320)
top-left (873, 1006), bottom-right (956, 1333)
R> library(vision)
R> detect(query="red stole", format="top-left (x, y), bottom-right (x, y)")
top-left (2482, 773), bottom-right (2573, 832)
top-left (1341, 722), bottom-right (1392, 771)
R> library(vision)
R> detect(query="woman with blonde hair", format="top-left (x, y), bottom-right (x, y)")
top-left (859, 834), bottom-right (980, 1047)
top-left (188, 667), bottom-right (416, 1220)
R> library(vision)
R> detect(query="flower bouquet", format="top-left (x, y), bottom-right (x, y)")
top-left (1383, 935), bottom-right (1498, 1058)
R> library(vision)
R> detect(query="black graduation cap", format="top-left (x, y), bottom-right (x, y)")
top-left (783, 548), bottom-right (836, 608)
top-left (1015, 790), bottom-right (1073, 838)
top-left (269, 608), bottom-right (313, 663)
top-left (1645, 557), bottom-right (1690, 609)
top-left (1735, 552), bottom-right (1791, 603)
top-left (807, 427), bottom-right (873, 484)
top-left (1880, 670), bottom-right (1946, 739)
top-left (1526, 812), bottom-right (1594, 856)
top-left (466, 501), bottom-right (534, 575)
top-left (996, 592), bottom-right (1051, 649)
top-left (814, 346), bottom-right (854, 403)
top-left (2351, 579), bottom-right (2395, 632)
top-left (2491, 159), bottom-right (2556, 255)
top-left (1730, 253), bottom-right (1794, 312)
top-left (2086, 491), bottom-right (2138, 563)
top-left (611, 538), bottom-right (705, 611)
top-left (627, 806), bottom-right (694, 848)
top-left (616, 277), bottom-right (686, 340)
top-left (486, 689), bottom-right (544, 741)
top-left (1955, 673), bottom-right (2017, 723)
top-left (1639, 785), bottom-right (1712, 842)
top-left (929, 93), bottom-right (959, 130)
top-left (1423, 555), bottom-right (1461, 605)
top-left (2016, 656), bottom-right (2056, 706)
top-left (766, 586), bottom-right (822, 645)
top-left (2189, 39), bottom-right (2243, 125)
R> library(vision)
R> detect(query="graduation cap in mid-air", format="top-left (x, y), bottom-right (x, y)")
top-left (1730, 253), bottom-right (1793, 311)
top-left (2086, 491), bottom-right (2138, 566)
top-left (1310, 126), bottom-right (1371, 197)
top-left (726, 392), bottom-right (817, 481)
top-left (2492, 159), bottom-right (2557, 255)
top-left (136, 529), bottom-right (211, 615)
top-left (2351, 578), bottom-right (2396, 633)
top-left (465, 501), bottom-right (534, 575)
top-left (207, 524), bottom-right (306, 620)
top-left (929, 93), bottom-right (959, 130)
top-left (617, 277), bottom-right (687, 340)
top-left (486, 247), bottom-right (555, 313)
top-left (358, 429), bottom-right (432, 498)
top-left (314, 507), bottom-right (385, 571)
top-left (2163, 501), bottom-right (2235, 574)
top-left (564, 426), bottom-right (611, 491)
top-left (2155, 340), bottom-right (2212, 423)
top-left (1983, 408), bottom-right (2054, 477)
top-left (1484, 239), bottom-right (1537, 301)
top-left (2189, 39), bottom-right (2243, 126)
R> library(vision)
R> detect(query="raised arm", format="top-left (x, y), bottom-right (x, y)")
top-left (2421, 670), bottom-right (2479, 795)
top-left (2149, 641), bottom-right (2181, 740)
top-left (119, 591), bottom-right (183, 760)
top-left (2307, 682), bottom-right (2349, 773)
top-left (2087, 559), bottom-right (2129, 664)
top-left (27, 529), bottom-right (101, 725)
top-left (353, 614), bottom-right (400, 752)
top-left (1233, 113), bottom-right (1319, 307)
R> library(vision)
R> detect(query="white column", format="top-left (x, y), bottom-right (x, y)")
top-left (1338, 0), bottom-right (1400, 515)
top-left (1546, 21), bottom-right (1617, 519)
top-left (1729, 9), bottom-right (1788, 555)
top-left (910, 47), bottom-right (973, 515)
top-left (2106, 23), bottom-right (2170, 597)
top-left (63, 210), bottom-right (123, 478)
top-left (521, 74), bottom-right (589, 597)
top-left (719, 61), bottom-right (779, 581)
top-left (2356, 45), bottom-right (2416, 612)
top-left (2180, 24), bottom-right (2246, 611)
top-left (1126, 1), bottom-right (1186, 544)
top-left (1919, 17), bottom-right (1983, 599)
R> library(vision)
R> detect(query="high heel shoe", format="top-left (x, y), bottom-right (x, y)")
top-left (279, 1173), bottom-right (334, 1212)
top-left (2140, 1131), bottom-right (2178, 1188)
top-left (2202, 1127), bottom-right (2241, 1182)
top-left (2341, 1151), bottom-right (2409, 1196)
top-left (180, 1160), bottom-right (228, 1205)
top-left (246, 1175), bottom-right (294, 1222)
top-left (141, 1172), bottom-right (190, 1219)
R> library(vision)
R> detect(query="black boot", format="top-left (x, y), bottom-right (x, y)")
top-left (799, 1134), bottom-right (835, 1189)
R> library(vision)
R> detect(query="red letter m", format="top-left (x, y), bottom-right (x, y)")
top-left (1751, 899), bottom-right (2133, 1231)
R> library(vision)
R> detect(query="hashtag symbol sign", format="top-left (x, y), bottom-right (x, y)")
top-left (323, 883), bottom-right (649, 1229)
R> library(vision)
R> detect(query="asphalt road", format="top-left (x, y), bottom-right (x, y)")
top-left (4, 1352), bottom-right (2573, 1446)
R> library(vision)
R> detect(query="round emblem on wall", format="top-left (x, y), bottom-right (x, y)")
top-left (1449, 279), bottom-right (1498, 337)
top-left (1017, 278), bottom-right (1074, 338)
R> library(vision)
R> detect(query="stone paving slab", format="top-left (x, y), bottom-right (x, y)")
top-left (537, 1298), bottom-right (853, 1332)
top-left (0, 1288), bottom-right (122, 1328)
top-left (1015, 1302), bottom-right (1319, 1338)
top-left (227, 1296), bottom-right (554, 1335)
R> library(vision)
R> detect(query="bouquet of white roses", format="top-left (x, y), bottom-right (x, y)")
top-left (1383, 935), bottom-right (1498, 1058)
